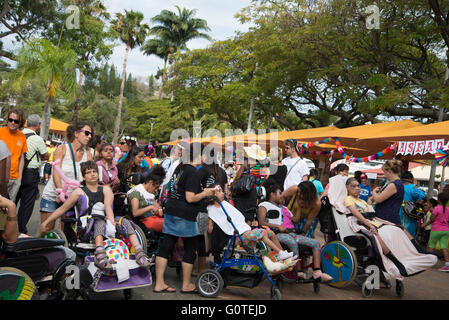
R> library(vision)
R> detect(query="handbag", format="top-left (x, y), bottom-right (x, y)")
top-left (232, 173), bottom-right (256, 195)
top-left (401, 201), bottom-right (425, 220)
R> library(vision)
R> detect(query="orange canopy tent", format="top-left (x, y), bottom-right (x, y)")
top-left (49, 118), bottom-right (69, 135)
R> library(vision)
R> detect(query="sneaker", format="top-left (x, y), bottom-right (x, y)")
top-left (277, 250), bottom-right (294, 261)
top-left (438, 265), bottom-right (449, 272)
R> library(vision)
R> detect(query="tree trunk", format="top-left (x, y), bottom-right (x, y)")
top-left (158, 59), bottom-right (167, 100)
top-left (72, 70), bottom-right (84, 123)
top-left (40, 94), bottom-right (52, 140)
top-left (113, 43), bottom-right (129, 146)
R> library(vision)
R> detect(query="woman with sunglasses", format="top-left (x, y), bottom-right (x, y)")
top-left (40, 121), bottom-right (93, 229)
top-left (96, 143), bottom-right (119, 191)
top-left (114, 146), bottom-right (146, 216)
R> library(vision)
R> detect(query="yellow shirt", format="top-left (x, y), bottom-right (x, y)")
top-left (47, 146), bottom-right (56, 162)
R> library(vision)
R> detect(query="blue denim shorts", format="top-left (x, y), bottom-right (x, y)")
top-left (40, 197), bottom-right (61, 213)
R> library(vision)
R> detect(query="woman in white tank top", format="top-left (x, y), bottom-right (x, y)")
top-left (40, 121), bottom-right (93, 228)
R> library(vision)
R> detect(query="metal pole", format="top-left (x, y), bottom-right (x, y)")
top-left (427, 105), bottom-right (445, 198)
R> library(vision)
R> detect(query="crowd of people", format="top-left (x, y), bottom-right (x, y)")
top-left (1, 108), bottom-right (449, 297)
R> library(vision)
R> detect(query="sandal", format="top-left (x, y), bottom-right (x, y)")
top-left (135, 247), bottom-right (151, 268)
top-left (94, 247), bottom-right (113, 272)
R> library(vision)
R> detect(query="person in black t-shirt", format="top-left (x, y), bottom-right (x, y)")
top-left (194, 147), bottom-right (227, 275)
top-left (154, 142), bottom-right (215, 294)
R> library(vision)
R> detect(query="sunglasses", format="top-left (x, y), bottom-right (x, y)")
top-left (78, 129), bottom-right (92, 137)
top-left (119, 141), bottom-right (126, 145)
top-left (8, 118), bottom-right (20, 124)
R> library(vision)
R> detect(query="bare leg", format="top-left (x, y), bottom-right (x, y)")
top-left (154, 256), bottom-right (176, 292)
top-left (261, 234), bottom-right (283, 253)
top-left (181, 262), bottom-right (196, 292)
top-left (443, 249), bottom-right (449, 263)
top-left (95, 235), bottom-right (103, 247)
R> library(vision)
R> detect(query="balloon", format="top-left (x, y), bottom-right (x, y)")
top-left (51, 159), bottom-right (81, 203)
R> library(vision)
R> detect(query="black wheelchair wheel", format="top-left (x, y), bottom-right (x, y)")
top-left (313, 281), bottom-right (320, 294)
top-left (196, 269), bottom-right (223, 298)
top-left (124, 289), bottom-right (133, 300)
top-left (395, 280), bottom-right (404, 298)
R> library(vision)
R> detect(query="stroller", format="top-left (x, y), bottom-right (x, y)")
top-left (43, 193), bottom-right (152, 300)
top-left (195, 197), bottom-right (297, 300)
top-left (0, 237), bottom-right (92, 300)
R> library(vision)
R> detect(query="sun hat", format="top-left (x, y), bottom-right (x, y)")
top-left (243, 144), bottom-right (267, 161)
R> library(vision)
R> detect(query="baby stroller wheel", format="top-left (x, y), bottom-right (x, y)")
top-left (132, 224), bottom-right (148, 254)
top-left (270, 285), bottom-right (282, 300)
top-left (395, 280), bottom-right (404, 298)
top-left (361, 280), bottom-right (374, 298)
top-left (196, 269), bottom-right (223, 298)
top-left (124, 289), bottom-right (133, 300)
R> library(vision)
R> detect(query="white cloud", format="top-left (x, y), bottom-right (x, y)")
top-left (107, 0), bottom-right (253, 78)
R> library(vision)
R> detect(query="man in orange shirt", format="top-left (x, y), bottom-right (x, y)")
top-left (0, 108), bottom-right (28, 202)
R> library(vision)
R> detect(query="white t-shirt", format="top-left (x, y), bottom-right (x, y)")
top-left (207, 201), bottom-right (251, 236)
top-left (282, 156), bottom-right (309, 190)
top-left (0, 140), bottom-right (11, 161)
top-left (258, 201), bottom-right (284, 225)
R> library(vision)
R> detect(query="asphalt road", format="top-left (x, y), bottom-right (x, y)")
top-left (21, 184), bottom-right (449, 300)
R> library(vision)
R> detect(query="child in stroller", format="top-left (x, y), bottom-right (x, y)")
top-left (207, 185), bottom-right (296, 262)
top-left (40, 161), bottom-right (151, 272)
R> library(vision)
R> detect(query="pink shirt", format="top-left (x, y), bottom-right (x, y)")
top-left (281, 205), bottom-right (295, 229)
top-left (431, 206), bottom-right (449, 232)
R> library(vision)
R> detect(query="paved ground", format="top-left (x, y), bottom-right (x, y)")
top-left (22, 185), bottom-right (449, 300)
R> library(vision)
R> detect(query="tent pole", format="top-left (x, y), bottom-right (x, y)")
top-left (427, 106), bottom-right (445, 198)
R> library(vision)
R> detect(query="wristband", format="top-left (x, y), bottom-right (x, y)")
top-left (7, 216), bottom-right (17, 221)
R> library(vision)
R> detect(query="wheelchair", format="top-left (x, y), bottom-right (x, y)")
top-left (43, 194), bottom-right (151, 300)
top-left (0, 237), bottom-right (92, 300)
top-left (318, 197), bottom-right (405, 298)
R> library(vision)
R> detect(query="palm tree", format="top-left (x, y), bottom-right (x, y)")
top-left (141, 38), bottom-right (175, 99)
top-left (145, 6), bottom-right (212, 99)
top-left (14, 38), bottom-right (77, 139)
top-left (110, 10), bottom-right (149, 145)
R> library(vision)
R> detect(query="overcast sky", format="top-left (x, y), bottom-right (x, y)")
top-left (2, 0), bottom-right (253, 81)
top-left (104, 0), bottom-right (253, 81)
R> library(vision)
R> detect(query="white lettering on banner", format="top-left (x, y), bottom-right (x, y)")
top-left (397, 142), bottom-right (406, 155)
top-left (396, 139), bottom-right (448, 156)
top-left (404, 141), bottom-right (416, 156)
top-left (424, 140), bottom-right (436, 154)
top-left (413, 141), bottom-right (425, 155)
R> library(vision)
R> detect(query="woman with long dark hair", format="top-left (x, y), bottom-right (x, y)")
top-left (153, 143), bottom-right (215, 294)
top-left (114, 145), bottom-right (145, 216)
top-left (283, 181), bottom-right (321, 238)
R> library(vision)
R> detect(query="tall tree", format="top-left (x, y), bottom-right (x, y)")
top-left (146, 6), bottom-right (212, 98)
top-left (44, 0), bottom-right (114, 123)
top-left (110, 10), bottom-right (149, 145)
top-left (0, 0), bottom-right (59, 61)
top-left (14, 38), bottom-right (77, 139)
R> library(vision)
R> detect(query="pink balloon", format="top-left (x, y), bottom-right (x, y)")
top-left (51, 159), bottom-right (81, 202)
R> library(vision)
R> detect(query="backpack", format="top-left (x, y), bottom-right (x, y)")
top-left (402, 200), bottom-right (425, 220)
top-left (23, 132), bottom-right (40, 171)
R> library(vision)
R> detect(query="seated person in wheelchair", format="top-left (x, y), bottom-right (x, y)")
top-left (207, 185), bottom-right (296, 261)
top-left (258, 180), bottom-right (333, 282)
top-left (40, 160), bottom-right (151, 271)
top-left (127, 165), bottom-right (166, 233)
top-left (343, 177), bottom-right (437, 280)
top-left (0, 195), bottom-right (18, 244)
